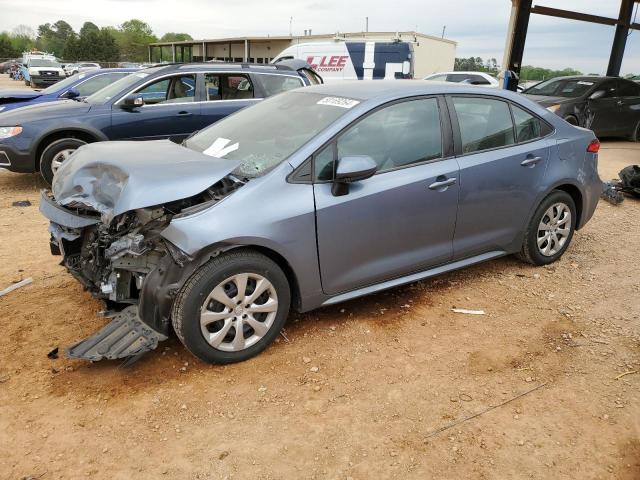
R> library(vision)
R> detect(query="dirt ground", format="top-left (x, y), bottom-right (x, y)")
top-left (0, 75), bottom-right (639, 479)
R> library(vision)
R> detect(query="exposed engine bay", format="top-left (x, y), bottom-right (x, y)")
top-left (41, 175), bottom-right (244, 362)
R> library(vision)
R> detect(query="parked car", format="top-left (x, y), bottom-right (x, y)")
top-left (40, 81), bottom-right (602, 365)
top-left (0, 69), bottom-right (135, 113)
top-left (273, 41), bottom-right (413, 81)
top-left (64, 62), bottom-right (101, 76)
top-left (424, 71), bottom-right (500, 88)
top-left (0, 60), bottom-right (321, 184)
top-left (523, 76), bottom-right (640, 140)
top-left (20, 52), bottom-right (65, 88)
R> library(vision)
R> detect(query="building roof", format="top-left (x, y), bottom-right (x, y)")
top-left (150, 31), bottom-right (457, 47)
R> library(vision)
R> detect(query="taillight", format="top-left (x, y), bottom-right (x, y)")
top-left (587, 139), bottom-right (600, 153)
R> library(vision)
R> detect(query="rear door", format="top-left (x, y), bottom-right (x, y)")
top-left (587, 80), bottom-right (622, 136)
top-left (313, 97), bottom-right (459, 294)
top-left (616, 80), bottom-right (640, 137)
top-left (449, 95), bottom-right (554, 258)
top-left (198, 72), bottom-right (261, 129)
top-left (110, 73), bottom-right (201, 140)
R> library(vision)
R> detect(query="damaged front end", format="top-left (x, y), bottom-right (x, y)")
top-left (40, 140), bottom-right (243, 362)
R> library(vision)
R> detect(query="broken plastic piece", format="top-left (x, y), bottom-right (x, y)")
top-left (66, 306), bottom-right (167, 362)
top-left (452, 308), bottom-right (486, 315)
top-left (0, 277), bottom-right (33, 297)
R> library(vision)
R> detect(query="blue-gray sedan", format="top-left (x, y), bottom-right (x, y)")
top-left (40, 81), bottom-right (602, 365)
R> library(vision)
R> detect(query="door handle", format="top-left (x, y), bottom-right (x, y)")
top-left (521, 156), bottom-right (542, 167)
top-left (177, 111), bottom-right (192, 117)
top-left (428, 177), bottom-right (457, 190)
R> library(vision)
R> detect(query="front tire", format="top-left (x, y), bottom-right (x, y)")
top-left (172, 250), bottom-right (291, 364)
top-left (39, 138), bottom-right (87, 185)
top-left (517, 190), bottom-right (576, 266)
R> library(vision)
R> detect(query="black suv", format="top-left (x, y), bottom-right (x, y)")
top-left (0, 60), bottom-right (322, 183)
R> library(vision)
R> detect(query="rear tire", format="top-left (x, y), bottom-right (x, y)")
top-left (172, 250), bottom-right (291, 364)
top-left (563, 115), bottom-right (579, 127)
top-left (630, 121), bottom-right (640, 142)
top-left (517, 190), bottom-right (576, 266)
top-left (40, 138), bottom-right (87, 185)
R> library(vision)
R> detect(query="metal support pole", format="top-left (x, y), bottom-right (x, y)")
top-left (501, 0), bottom-right (533, 90)
top-left (202, 42), bottom-right (206, 61)
top-left (244, 39), bottom-right (248, 62)
top-left (607, 0), bottom-right (634, 76)
top-left (172, 44), bottom-right (176, 62)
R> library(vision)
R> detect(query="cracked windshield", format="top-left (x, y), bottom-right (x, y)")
top-left (184, 91), bottom-right (357, 178)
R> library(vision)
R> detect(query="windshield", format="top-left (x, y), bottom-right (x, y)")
top-left (40, 73), bottom-right (84, 94)
top-left (524, 78), bottom-right (596, 97)
top-left (185, 91), bottom-right (357, 178)
top-left (29, 59), bottom-right (61, 68)
top-left (85, 70), bottom-right (158, 104)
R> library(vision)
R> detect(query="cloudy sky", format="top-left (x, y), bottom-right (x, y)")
top-left (1, 0), bottom-right (638, 74)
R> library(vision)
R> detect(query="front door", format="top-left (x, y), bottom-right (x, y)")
top-left (313, 97), bottom-right (459, 295)
top-left (449, 96), bottom-right (553, 258)
top-left (110, 73), bottom-right (201, 141)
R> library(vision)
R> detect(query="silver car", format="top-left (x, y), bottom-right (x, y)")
top-left (40, 81), bottom-right (602, 365)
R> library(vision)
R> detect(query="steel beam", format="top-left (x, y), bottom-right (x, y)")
top-left (607, 0), bottom-right (636, 76)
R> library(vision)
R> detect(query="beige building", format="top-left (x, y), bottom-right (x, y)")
top-left (149, 31), bottom-right (456, 78)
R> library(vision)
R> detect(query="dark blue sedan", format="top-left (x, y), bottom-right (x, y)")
top-left (0, 69), bottom-right (136, 113)
top-left (0, 61), bottom-right (321, 184)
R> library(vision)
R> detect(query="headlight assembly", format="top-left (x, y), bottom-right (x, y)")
top-left (0, 126), bottom-right (23, 139)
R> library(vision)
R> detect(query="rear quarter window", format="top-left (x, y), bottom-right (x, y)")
top-left (257, 74), bottom-right (304, 96)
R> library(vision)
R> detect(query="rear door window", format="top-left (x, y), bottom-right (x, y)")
top-left (452, 97), bottom-right (515, 153)
top-left (256, 74), bottom-right (304, 96)
top-left (204, 73), bottom-right (253, 101)
top-left (511, 105), bottom-right (542, 143)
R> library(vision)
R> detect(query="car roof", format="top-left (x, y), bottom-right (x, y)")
top-left (298, 80), bottom-right (516, 101)
top-left (542, 75), bottom-right (616, 83)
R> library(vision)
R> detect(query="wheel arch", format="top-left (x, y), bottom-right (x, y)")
top-left (195, 243), bottom-right (303, 313)
top-left (35, 128), bottom-right (107, 171)
top-left (551, 183), bottom-right (584, 229)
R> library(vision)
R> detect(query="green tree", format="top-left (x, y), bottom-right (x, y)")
top-left (519, 65), bottom-right (582, 81)
top-left (36, 20), bottom-right (76, 56)
top-left (115, 19), bottom-right (157, 61)
top-left (160, 32), bottom-right (193, 42)
top-left (0, 32), bottom-right (18, 58)
top-left (11, 25), bottom-right (36, 54)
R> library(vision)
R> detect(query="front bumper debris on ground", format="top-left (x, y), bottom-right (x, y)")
top-left (66, 306), bottom-right (167, 362)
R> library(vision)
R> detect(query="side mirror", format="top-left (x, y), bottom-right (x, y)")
top-left (120, 93), bottom-right (144, 109)
top-left (332, 155), bottom-right (377, 196)
top-left (589, 90), bottom-right (606, 100)
top-left (60, 88), bottom-right (80, 99)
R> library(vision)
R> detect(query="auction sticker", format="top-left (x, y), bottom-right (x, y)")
top-left (317, 96), bottom-right (360, 109)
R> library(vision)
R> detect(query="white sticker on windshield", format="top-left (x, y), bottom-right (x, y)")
top-left (317, 96), bottom-right (360, 109)
top-left (577, 81), bottom-right (594, 85)
top-left (135, 73), bottom-right (149, 78)
top-left (78, 73), bottom-right (86, 79)
top-left (203, 137), bottom-right (240, 158)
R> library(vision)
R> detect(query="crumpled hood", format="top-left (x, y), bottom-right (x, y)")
top-left (523, 94), bottom-right (574, 108)
top-left (52, 140), bottom-right (241, 223)
top-left (0, 90), bottom-right (41, 102)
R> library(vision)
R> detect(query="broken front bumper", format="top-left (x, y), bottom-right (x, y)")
top-left (66, 306), bottom-right (167, 362)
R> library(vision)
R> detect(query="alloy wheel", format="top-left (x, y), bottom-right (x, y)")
top-left (200, 273), bottom-right (278, 352)
top-left (537, 202), bottom-right (572, 257)
top-left (51, 148), bottom-right (77, 174)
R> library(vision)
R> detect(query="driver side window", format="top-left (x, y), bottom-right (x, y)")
top-left (314, 98), bottom-right (443, 181)
top-left (135, 74), bottom-right (196, 105)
